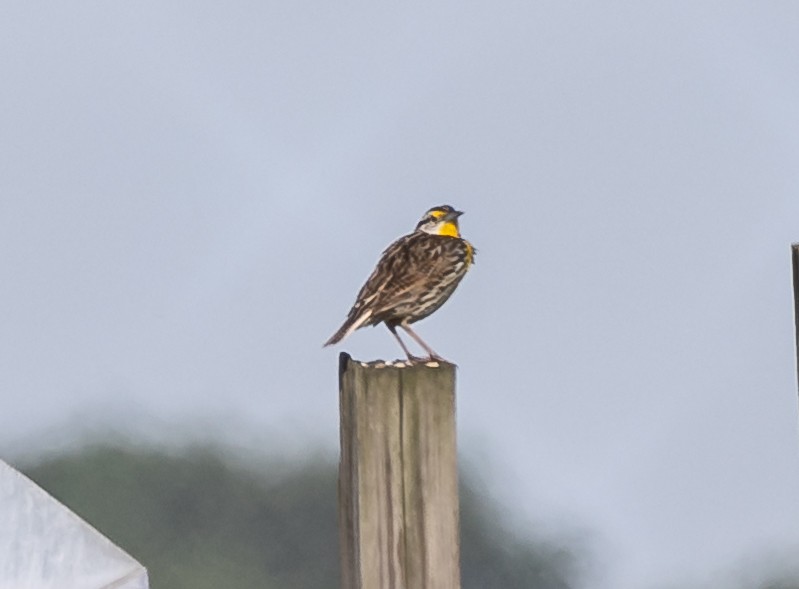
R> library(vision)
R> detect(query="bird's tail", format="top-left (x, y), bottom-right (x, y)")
top-left (323, 310), bottom-right (372, 347)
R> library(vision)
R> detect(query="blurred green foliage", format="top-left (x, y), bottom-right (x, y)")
top-left (19, 443), bottom-right (581, 589)
top-left (758, 579), bottom-right (799, 589)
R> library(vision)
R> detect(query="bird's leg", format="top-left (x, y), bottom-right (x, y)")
top-left (400, 323), bottom-right (446, 362)
top-left (387, 324), bottom-right (426, 363)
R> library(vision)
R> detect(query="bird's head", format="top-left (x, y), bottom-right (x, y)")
top-left (415, 205), bottom-right (464, 237)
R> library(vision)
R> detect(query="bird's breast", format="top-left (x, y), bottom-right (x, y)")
top-left (464, 240), bottom-right (475, 267)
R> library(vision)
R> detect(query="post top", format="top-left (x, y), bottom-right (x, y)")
top-left (338, 352), bottom-right (455, 371)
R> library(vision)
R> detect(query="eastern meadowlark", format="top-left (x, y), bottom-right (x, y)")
top-left (324, 205), bottom-right (475, 362)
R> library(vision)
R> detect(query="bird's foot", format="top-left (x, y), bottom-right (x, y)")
top-left (412, 353), bottom-right (451, 366)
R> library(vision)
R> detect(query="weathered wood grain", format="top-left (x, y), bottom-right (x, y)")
top-left (338, 353), bottom-right (460, 589)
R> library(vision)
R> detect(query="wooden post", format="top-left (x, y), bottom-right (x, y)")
top-left (338, 353), bottom-right (460, 589)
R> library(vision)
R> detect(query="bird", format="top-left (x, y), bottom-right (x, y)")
top-left (324, 204), bottom-right (475, 362)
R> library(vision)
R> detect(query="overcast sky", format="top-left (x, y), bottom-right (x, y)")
top-left (3, 3), bottom-right (799, 588)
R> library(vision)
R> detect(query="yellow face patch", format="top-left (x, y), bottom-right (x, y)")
top-left (428, 209), bottom-right (447, 219)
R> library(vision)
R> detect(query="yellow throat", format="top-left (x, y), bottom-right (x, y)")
top-left (437, 221), bottom-right (461, 238)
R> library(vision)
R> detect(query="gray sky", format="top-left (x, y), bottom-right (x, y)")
top-left (3, 3), bottom-right (799, 587)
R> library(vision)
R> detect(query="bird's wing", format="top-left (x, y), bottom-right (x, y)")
top-left (369, 234), bottom-right (463, 317)
top-left (345, 233), bottom-right (467, 324)
top-left (341, 234), bottom-right (413, 325)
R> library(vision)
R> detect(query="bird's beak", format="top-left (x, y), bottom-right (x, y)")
top-left (444, 210), bottom-right (464, 222)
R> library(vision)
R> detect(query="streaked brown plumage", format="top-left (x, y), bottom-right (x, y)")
top-left (324, 205), bottom-right (475, 362)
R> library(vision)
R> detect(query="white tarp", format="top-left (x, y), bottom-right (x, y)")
top-left (0, 459), bottom-right (148, 589)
